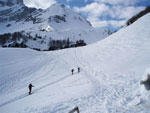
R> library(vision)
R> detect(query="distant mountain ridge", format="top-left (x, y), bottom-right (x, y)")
top-left (0, 1), bottom-right (110, 50)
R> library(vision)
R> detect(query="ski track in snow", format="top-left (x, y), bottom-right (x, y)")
top-left (0, 73), bottom-right (74, 108)
top-left (0, 54), bottom-right (52, 95)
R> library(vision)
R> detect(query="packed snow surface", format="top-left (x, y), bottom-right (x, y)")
top-left (0, 13), bottom-right (150, 113)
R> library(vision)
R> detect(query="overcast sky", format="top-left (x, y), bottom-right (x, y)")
top-left (24, 0), bottom-right (150, 30)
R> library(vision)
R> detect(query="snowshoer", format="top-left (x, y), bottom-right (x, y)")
top-left (28, 83), bottom-right (34, 95)
top-left (140, 74), bottom-right (150, 90)
top-left (71, 69), bottom-right (74, 75)
top-left (78, 67), bottom-right (80, 73)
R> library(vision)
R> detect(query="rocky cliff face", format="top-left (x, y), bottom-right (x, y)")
top-left (0, 0), bottom-right (23, 6)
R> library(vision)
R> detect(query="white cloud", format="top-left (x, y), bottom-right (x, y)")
top-left (86, 16), bottom-right (108, 28)
top-left (87, 16), bottom-right (126, 28)
top-left (94, 0), bottom-right (137, 6)
top-left (108, 5), bottom-right (145, 19)
top-left (66, 5), bottom-right (71, 9)
top-left (73, 1), bottom-right (145, 28)
top-left (109, 20), bottom-right (126, 28)
top-left (74, 2), bottom-right (109, 18)
top-left (24, 0), bottom-right (56, 9)
top-left (118, 6), bottom-right (145, 19)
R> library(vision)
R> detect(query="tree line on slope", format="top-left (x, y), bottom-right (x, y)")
top-left (0, 31), bottom-right (86, 51)
top-left (126, 6), bottom-right (150, 26)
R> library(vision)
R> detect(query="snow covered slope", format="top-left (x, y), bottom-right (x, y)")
top-left (0, 13), bottom-right (150, 113)
top-left (0, 1), bottom-right (110, 50)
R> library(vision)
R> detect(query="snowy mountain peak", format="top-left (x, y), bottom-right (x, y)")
top-left (43, 4), bottom-right (92, 30)
top-left (47, 4), bottom-right (66, 10)
top-left (45, 4), bottom-right (71, 17)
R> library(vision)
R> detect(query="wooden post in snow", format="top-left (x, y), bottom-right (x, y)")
top-left (68, 106), bottom-right (80, 113)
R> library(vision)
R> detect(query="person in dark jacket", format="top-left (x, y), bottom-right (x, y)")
top-left (78, 67), bottom-right (80, 73)
top-left (28, 83), bottom-right (34, 95)
top-left (71, 69), bottom-right (74, 75)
